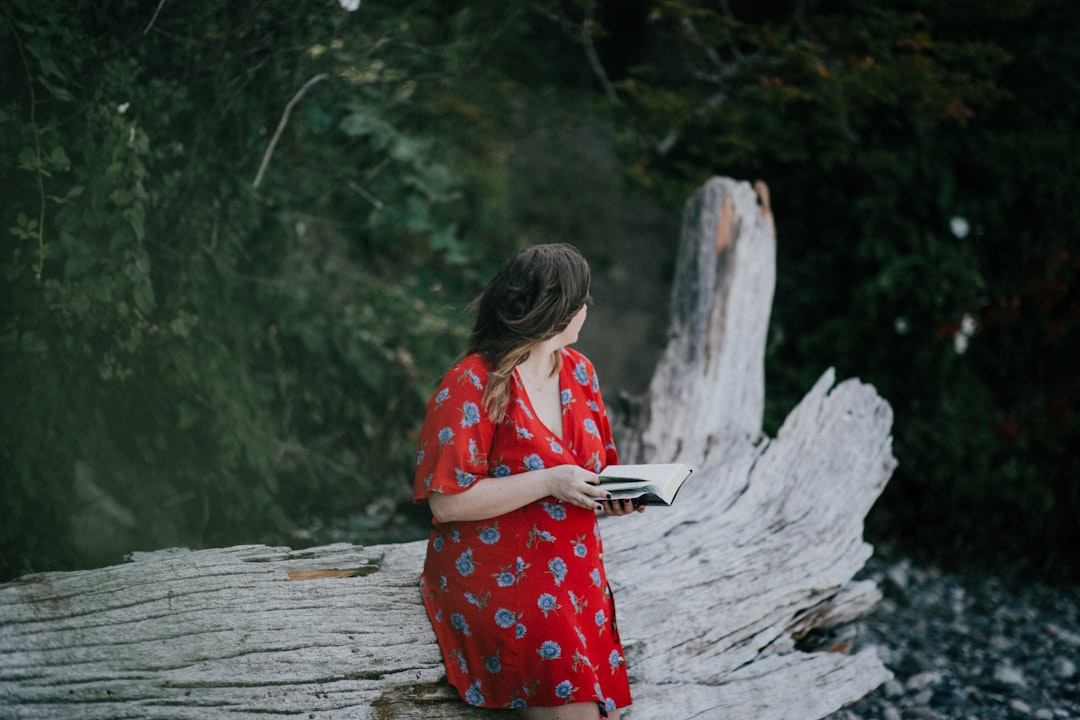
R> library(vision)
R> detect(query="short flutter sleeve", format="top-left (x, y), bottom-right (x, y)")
top-left (413, 355), bottom-right (496, 502)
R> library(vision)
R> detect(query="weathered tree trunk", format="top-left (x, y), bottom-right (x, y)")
top-left (0, 177), bottom-right (896, 719)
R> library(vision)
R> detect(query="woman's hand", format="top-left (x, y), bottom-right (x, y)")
top-left (544, 464), bottom-right (610, 511)
top-left (599, 498), bottom-right (646, 516)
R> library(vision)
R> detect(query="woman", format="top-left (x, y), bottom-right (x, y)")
top-left (413, 243), bottom-right (641, 719)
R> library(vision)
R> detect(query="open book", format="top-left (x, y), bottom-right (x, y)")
top-left (599, 463), bottom-right (693, 506)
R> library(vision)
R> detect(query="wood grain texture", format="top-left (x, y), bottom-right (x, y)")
top-left (0, 177), bottom-right (896, 719)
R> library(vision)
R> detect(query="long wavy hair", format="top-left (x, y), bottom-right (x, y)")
top-left (466, 243), bottom-right (592, 422)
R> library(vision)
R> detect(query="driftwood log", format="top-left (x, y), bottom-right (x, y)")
top-left (0, 177), bottom-right (897, 719)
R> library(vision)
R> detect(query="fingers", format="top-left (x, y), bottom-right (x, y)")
top-left (563, 484), bottom-right (607, 511)
top-left (555, 466), bottom-right (627, 511)
top-left (598, 498), bottom-right (638, 516)
top-left (587, 487), bottom-right (612, 512)
top-left (585, 483), bottom-right (610, 500)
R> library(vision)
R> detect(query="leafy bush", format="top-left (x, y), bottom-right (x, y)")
top-left (0, 0), bottom-right (521, 577)
top-left (613, 0), bottom-right (1079, 578)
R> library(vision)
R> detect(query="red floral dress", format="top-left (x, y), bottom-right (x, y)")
top-left (413, 347), bottom-right (632, 714)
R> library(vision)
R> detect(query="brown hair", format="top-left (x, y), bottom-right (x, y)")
top-left (467, 243), bottom-right (592, 422)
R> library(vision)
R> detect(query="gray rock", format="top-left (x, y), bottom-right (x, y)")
top-left (990, 634), bottom-right (1016, 652)
top-left (905, 671), bottom-right (942, 691)
top-left (883, 679), bottom-right (905, 698)
top-left (886, 560), bottom-right (912, 593)
top-left (1009, 698), bottom-right (1032, 715)
top-left (993, 661), bottom-right (1028, 688)
top-left (1044, 623), bottom-right (1080, 647)
top-left (1050, 656), bottom-right (1076, 680)
top-left (824, 557), bottom-right (1080, 720)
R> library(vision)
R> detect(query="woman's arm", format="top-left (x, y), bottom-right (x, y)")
top-left (428, 464), bottom-right (609, 523)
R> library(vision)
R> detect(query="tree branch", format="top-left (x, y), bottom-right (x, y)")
top-left (582, 9), bottom-right (620, 105)
top-left (144, 0), bottom-right (169, 35)
top-left (252, 73), bottom-right (329, 190)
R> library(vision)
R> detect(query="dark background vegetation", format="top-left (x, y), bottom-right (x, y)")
top-left (2, 0), bottom-right (1076, 582)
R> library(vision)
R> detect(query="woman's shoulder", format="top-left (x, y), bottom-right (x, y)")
top-left (455, 352), bottom-right (494, 377)
top-left (559, 346), bottom-right (595, 372)
top-left (560, 345), bottom-right (591, 364)
top-left (560, 347), bottom-right (603, 392)
top-left (435, 353), bottom-right (493, 392)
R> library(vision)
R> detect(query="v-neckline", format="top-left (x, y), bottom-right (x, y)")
top-left (514, 365), bottom-right (566, 442)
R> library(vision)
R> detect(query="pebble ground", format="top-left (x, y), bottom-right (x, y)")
top-left (826, 557), bottom-right (1080, 720)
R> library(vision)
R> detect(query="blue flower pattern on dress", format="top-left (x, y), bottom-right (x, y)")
top-left (493, 555), bottom-right (530, 588)
top-left (456, 548), bottom-right (475, 576)
top-left (459, 367), bottom-right (484, 391)
top-left (465, 591), bottom-right (489, 609)
top-left (548, 557), bottom-right (568, 586)
top-left (478, 522), bottom-right (500, 545)
top-left (414, 349), bottom-right (629, 712)
top-left (468, 438), bottom-right (483, 465)
top-left (452, 613), bottom-right (471, 636)
top-left (541, 501), bottom-right (567, 521)
top-left (573, 360), bottom-right (590, 386)
top-left (453, 649), bottom-right (468, 674)
top-left (461, 401), bottom-right (481, 428)
top-left (465, 679), bottom-right (484, 706)
top-left (455, 468), bottom-right (476, 488)
top-left (538, 640), bottom-right (561, 660)
top-left (538, 593), bottom-right (561, 618)
top-left (527, 526), bottom-right (556, 547)
top-left (486, 653), bottom-right (502, 674)
top-left (572, 536), bottom-right (588, 559)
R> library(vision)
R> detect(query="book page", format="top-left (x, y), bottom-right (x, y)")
top-left (598, 480), bottom-right (653, 492)
top-left (599, 463), bottom-right (688, 486)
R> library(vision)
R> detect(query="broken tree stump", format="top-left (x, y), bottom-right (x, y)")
top-left (0, 177), bottom-right (896, 719)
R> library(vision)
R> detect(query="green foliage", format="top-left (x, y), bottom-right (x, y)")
top-left (615, 0), bottom-right (1079, 577)
top-left (0, 0), bottom-right (527, 578)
